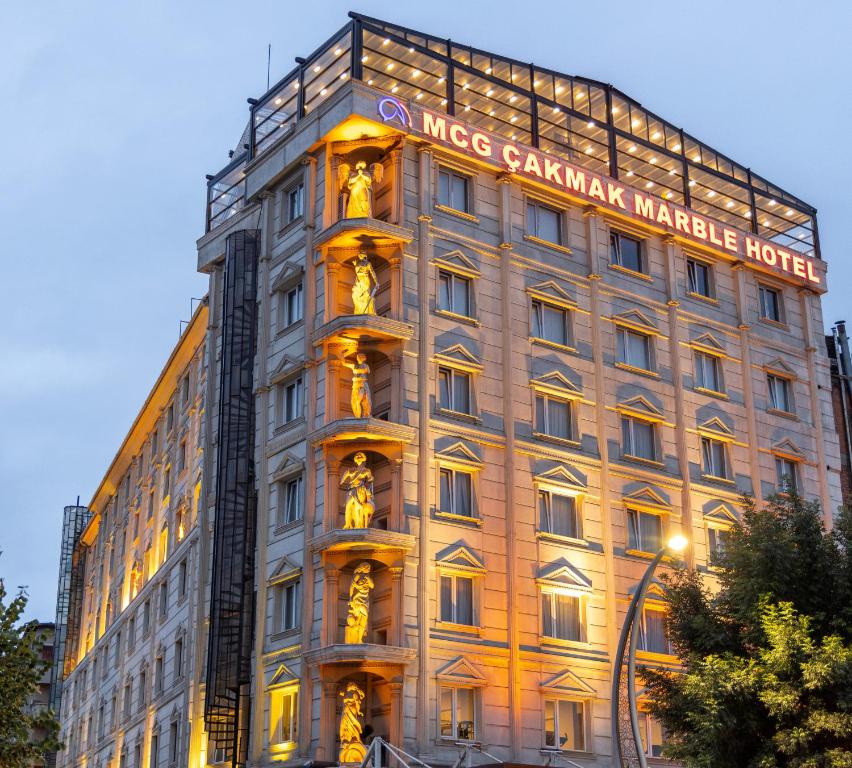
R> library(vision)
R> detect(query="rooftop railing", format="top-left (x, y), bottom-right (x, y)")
top-left (206, 12), bottom-right (819, 261)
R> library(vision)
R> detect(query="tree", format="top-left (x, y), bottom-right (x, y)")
top-left (0, 569), bottom-right (62, 768)
top-left (642, 492), bottom-right (852, 767)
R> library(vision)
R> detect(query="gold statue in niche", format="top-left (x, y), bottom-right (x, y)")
top-left (351, 251), bottom-right (378, 316)
top-left (341, 347), bottom-right (372, 419)
top-left (339, 160), bottom-right (383, 219)
top-left (338, 681), bottom-right (367, 763)
top-left (340, 452), bottom-right (375, 529)
top-left (344, 562), bottom-right (374, 644)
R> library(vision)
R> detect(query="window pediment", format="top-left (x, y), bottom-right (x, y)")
top-left (435, 441), bottom-right (483, 469)
top-left (704, 503), bottom-right (738, 525)
top-left (537, 560), bottom-right (593, 594)
top-left (697, 416), bottom-right (735, 440)
top-left (764, 357), bottom-right (797, 379)
top-left (613, 309), bottom-right (658, 333)
top-left (434, 343), bottom-right (483, 373)
top-left (530, 370), bottom-right (583, 399)
top-left (270, 263), bottom-right (305, 294)
top-left (432, 249), bottom-right (480, 279)
top-left (690, 331), bottom-right (725, 353)
top-left (534, 464), bottom-right (587, 492)
top-left (771, 437), bottom-right (804, 459)
top-left (616, 395), bottom-right (663, 421)
top-left (268, 663), bottom-right (298, 689)
top-left (540, 668), bottom-right (596, 696)
top-left (436, 656), bottom-right (487, 685)
top-left (623, 485), bottom-right (671, 511)
top-left (526, 280), bottom-right (577, 310)
top-left (271, 451), bottom-right (305, 481)
top-left (269, 556), bottom-right (301, 585)
top-left (436, 543), bottom-right (486, 574)
top-left (269, 355), bottom-right (303, 386)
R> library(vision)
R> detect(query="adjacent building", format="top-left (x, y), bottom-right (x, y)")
top-left (26, 622), bottom-right (56, 768)
top-left (827, 322), bottom-right (852, 508)
top-left (56, 303), bottom-right (209, 768)
top-left (57, 12), bottom-right (844, 768)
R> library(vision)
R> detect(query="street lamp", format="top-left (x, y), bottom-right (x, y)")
top-left (611, 534), bottom-right (688, 767)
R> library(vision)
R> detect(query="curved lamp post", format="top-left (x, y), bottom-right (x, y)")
top-left (610, 534), bottom-right (688, 768)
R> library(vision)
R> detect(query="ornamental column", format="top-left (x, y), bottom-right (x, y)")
top-left (322, 564), bottom-right (340, 646)
top-left (325, 457), bottom-right (341, 533)
top-left (326, 261), bottom-right (341, 321)
top-left (389, 680), bottom-right (404, 746)
top-left (319, 680), bottom-right (338, 760)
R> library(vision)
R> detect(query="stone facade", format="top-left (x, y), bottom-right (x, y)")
top-left (56, 305), bottom-right (209, 768)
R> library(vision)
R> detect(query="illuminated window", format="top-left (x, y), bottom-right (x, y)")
top-left (617, 327), bottom-right (653, 371)
top-left (707, 526), bottom-right (731, 560)
top-left (544, 699), bottom-right (586, 751)
top-left (284, 182), bottom-right (304, 225)
top-left (437, 167), bottom-right (470, 213)
top-left (439, 686), bottom-right (477, 741)
top-left (775, 456), bottom-right (799, 492)
top-left (440, 573), bottom-right (475, 625)
top-left (539, 490), bottom-right (581, 539)
top-left (531, 300), bottom-right (569, 346)
top-left (273, 579), bottom-right (301, 633)
top-left (759, 285), bottom-right (783, 322)
top-left (638, 711), bottom-right (668, 757)
top-left (438, 270), bottom-right (472, 317)
top-left (438, 467), bottom-right (474, 519)
top-left (270, 687), bottom-right (298, 745)
top-left (637, 606), bottom-right (672, 655)
top-left (610, 231), bottom-right (644, 274)
top-left (767, 374), bottom-right (792, 413)
top-left (687, 257), bottom-right (713, 298)
top-left (621, 416), bottom-right (657, 462)
top-left (527, 200), bottom-right (563, 244)
top-left (535, 394), bottom-right (573, 440)
top-left (542, 592), bottom-right (584, 642)
top-left (277, 476), bottom-right (303, 526)
top-left (438, 366), bottom-right (471, 414)
top-left (627, 508), bottom-right (662, 553)
top-left (695, 351), bottom-right (723, 393)
top-left (701, 436), bottom-right (729, 479)
top-left (280, 283), bottom-right (303, 329)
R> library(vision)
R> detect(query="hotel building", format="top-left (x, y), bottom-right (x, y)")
top-left (57, 12), bottom-right (843, 768)
top-left (56, 305), bottom-right (209, 768)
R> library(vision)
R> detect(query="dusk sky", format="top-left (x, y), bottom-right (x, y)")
top-left (3, 0), bottom-right (850, 621)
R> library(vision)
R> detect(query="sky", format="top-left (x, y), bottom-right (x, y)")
top-left (1, 0), bottom-right (850, 622)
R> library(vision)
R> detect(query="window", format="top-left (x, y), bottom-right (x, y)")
top-left (767, 374), bottom-right (792, 413)
top-left (270, 688), bottom-right (298, 745)
top-left (621, 416), bottom-right (657, 462)
top-left (527, 200), bottom-right (563, 244)
top-left (438, 468), bottom-right (473, 518)
top-left (707, 527), bottom-right (731, 560)
top-left (166, 404), bottom-right (174, 433)
top-left (178, 560), bottom-right (187, 597)
top-left (437, 168), bottom-right (470, 212)
top-left (280, 283), bottom-right (303, 329)
top-left (279, 377), bottom-right (304, 424)
top-left (695, 351), bottom-right (723, 393)
top-left (174, 638), bottom-right (183, 680)
top-left (686, 258), bottom-right (713, 297)
top-left (439, 686), bottom-right (476, 741)
top-left (277, 476), bottom-right (303, 526)
top-left (542, 592), bottom-right (583, 642)
top-left (531, 300), bottom-right (569, 347)
top-left (759, 285), bottom-right (782, 322)
top-left (159, 582), bottom-right (168, 618)
top-left (138, 670), bottom-right (147, 710)
top-left (155, 656), bottom-right (164, 694)
top-left (177, 440), bottom-right (186, 474)
top-left (544, 699), bottom-right (586, 751)
top-left (439, 574), bottom-right (475, 625)
top-left (180, 375), bottom-right (190, 406)
top-left (539, 491), bottom-right (582, 540)
top-left (535, 394), bottom-right (573, 440)
top-left (617, 327), bottom-right (652, 371)
top-left (627, 508), bottom-right (663, 553)
top-left (134, 743), bottom-right (142, 768)
top-left (637, 607), bottom-right (672, 655)
top-left (123, 681), bottom-right (132, 718)
top-left (163, 466), bottom-right (171, 498)
top-left (775, 457), bottom-right (799, 492)
top-left (142, 601), bottom-right (151, 635)
top-left (151, 430), bottom-right (158, 462)
top-left (175, 507), bottom-right (186, 543)
top-left (285, 183), bottom-right (304, 224)
top-left (437, 270), bottom-right (471, 317)
top-left (639, 712), bottom-right (668, 758)
top-left (701, 436), bottom-right (729, 479)
top-left (128, 617), bottom-right (136, 651)
top-left (438, 367), bottom-right (471, 414)
top-left (274, 579), bottom-right (301, 633)
top-left (169, 721), bottom-right (179, 763)
top-left (610, 231), bottom-right (644, 273)
top-left (150, 733), bottom-right (159, 768)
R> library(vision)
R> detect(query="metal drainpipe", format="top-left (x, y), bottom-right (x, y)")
top-left (833, 321), bottom-right (852, 479)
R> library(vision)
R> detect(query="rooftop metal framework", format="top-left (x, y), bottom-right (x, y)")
top-left (207, 13), bottom-right (819, 262)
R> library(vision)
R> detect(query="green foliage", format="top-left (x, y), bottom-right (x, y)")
top-left (642, 494), bottom-right (852, 767)
top-left (0, 569), bottom-right (62, 768)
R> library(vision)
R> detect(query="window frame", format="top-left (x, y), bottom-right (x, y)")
top-left (281, 179), bottom-right (305, 229)
top-left (685, 256), bottom-right (715, 299)
top-left (543, 697), bottom-right (588, 753)
top-left (437, 466), bottom-right (476, 521)
top-left (775, 455), bottom-right (800, 493)
top-left (533, 391), bottom-right (575, 443)
top-left (437, 365), bottom-right (474, 417)
top-left (767, 372), bottom-right (794, 415)
top-left (700, 435), bottom-right (731, 481)
top-left (616, 325), bottom-right (655, 373)
top-left (276, 474), bottom-right (304, 528)
top-left (272, 576), bottom-right (301, 635)
top-left (437, 269), bottom-right (473, 320)
top-left (626, 506), bottom-right (665, 555)
top-left (276, 375), bottom-right (304, 427)
top-left (694, 349), bottom-right (725, 395)
top-left (537, 488), bottom-right (584, 542)
top-left (637, 603), bottom-right (673, 656)
top-left (758, 283), bottom-right (785, 324)
top-left (525, 197), bottom-right (566, 248)
top-left (530, 298), bottom-right (571, 349)
top-left (269, 686), bottom-right (299, 748)
top-left (438, 572), bottom-right (477, 628)
top-left (436, 165), bottom-right (472, 215)
top-left (621, 415), bottom-right (659, 464)
top-left (279, 282), bottom-right (304, 331)
top-left (610, 230), bottom-right (646, 275)
top-left (438, 685), bottom-right (478, 742)
top-left (540, 589), bottom-right (586, 644)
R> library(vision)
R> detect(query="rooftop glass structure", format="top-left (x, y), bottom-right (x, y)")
top-left (207, 12), bottom-right (818, 261)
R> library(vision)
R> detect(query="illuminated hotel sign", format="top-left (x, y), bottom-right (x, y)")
top-left (378, 97), bottom-right (822, 287)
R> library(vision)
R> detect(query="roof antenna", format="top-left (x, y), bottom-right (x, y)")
top-left (266, 43), bottom-right (271, 90)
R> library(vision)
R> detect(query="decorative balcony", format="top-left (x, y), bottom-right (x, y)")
top-left (309, 527), bottom-right (415, 555)
top-left (309, 417), bottom-right (414, 446)
top-left (311, 313), bottom-right (414, 348)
